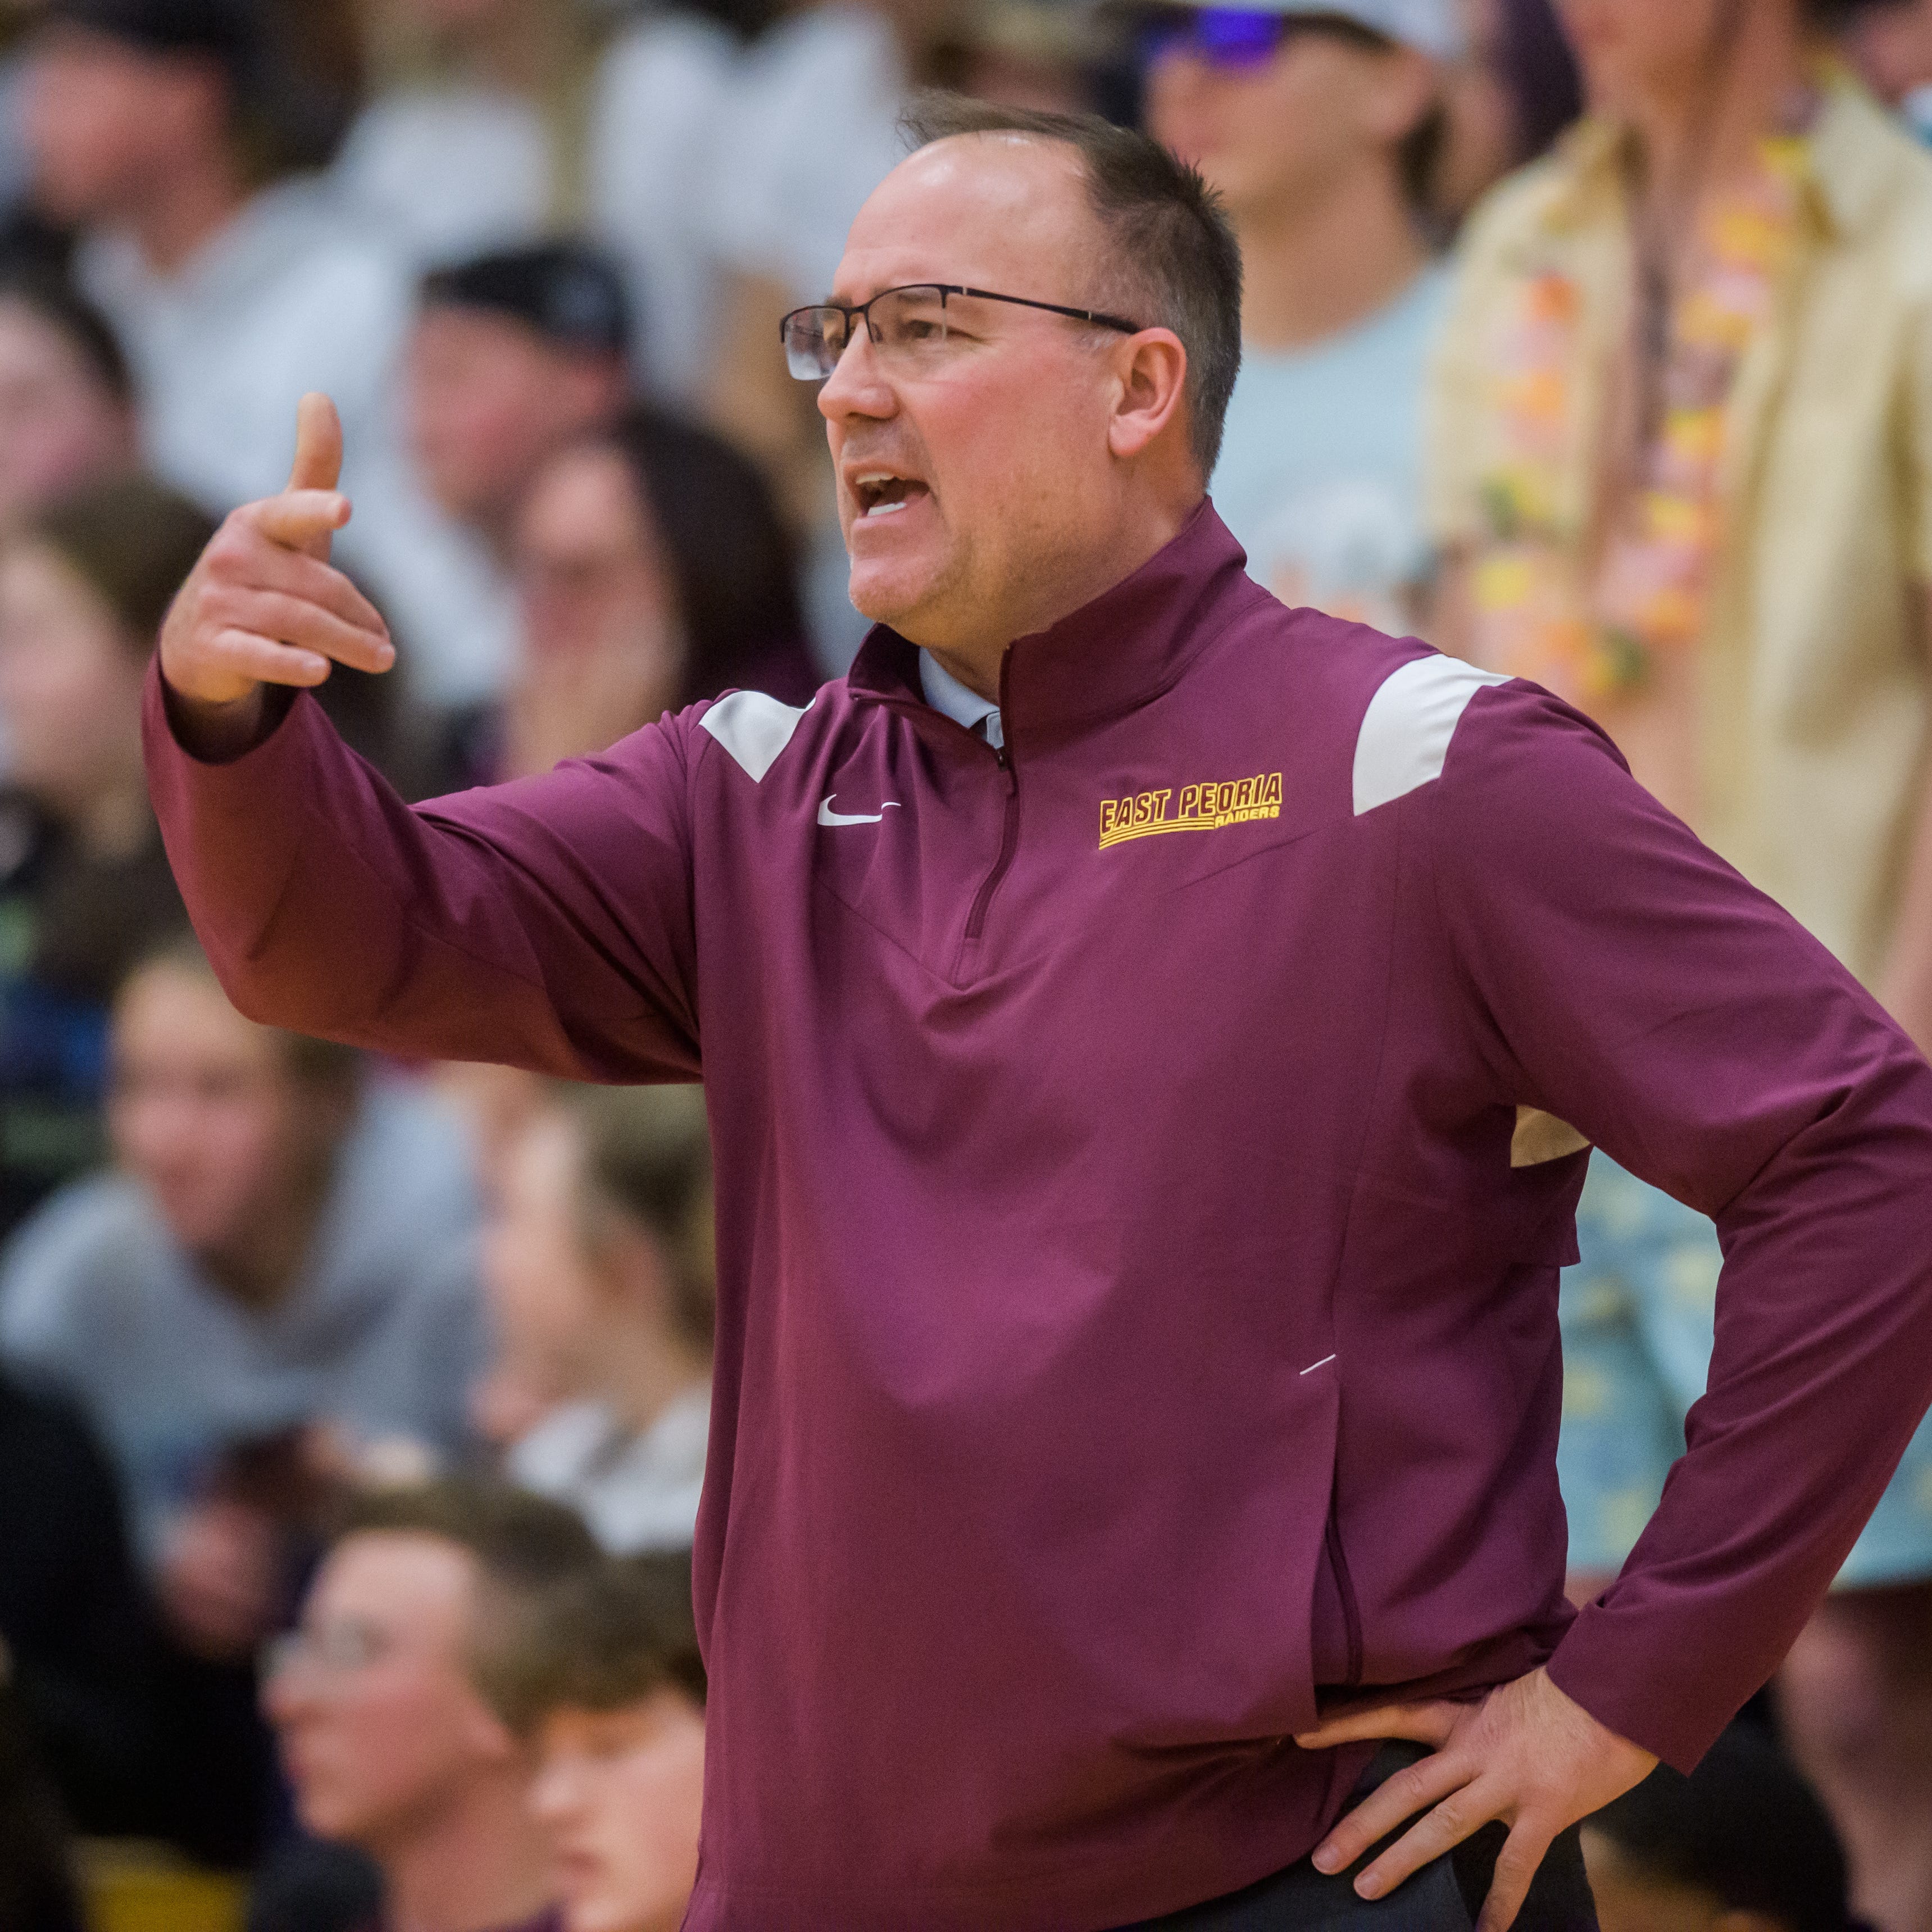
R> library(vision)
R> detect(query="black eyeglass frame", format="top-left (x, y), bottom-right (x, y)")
top-left (779, 283), bottom-right (1146, 379)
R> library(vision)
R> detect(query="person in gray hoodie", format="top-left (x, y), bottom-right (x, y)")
top-left (0, 938), bottom-right (484, 1664)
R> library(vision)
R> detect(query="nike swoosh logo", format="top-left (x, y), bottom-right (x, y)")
top-left (818, 794), bottom-right (901, 827)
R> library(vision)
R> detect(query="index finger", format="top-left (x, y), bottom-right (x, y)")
top-left (1295, 1701), bottom-right (1461, 1752)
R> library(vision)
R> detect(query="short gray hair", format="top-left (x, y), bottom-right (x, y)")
top-left (898, 93), bottom-right (1243, 478)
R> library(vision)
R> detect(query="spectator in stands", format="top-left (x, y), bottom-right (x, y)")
top-left (1434, 0), bottom-right (1583, 223)
top-left (0, 940), bottom-right (486, 1662)
top-left (930, 2), bottom-right (1105, 118)
top-left (339, 0), bottom-right (741, 402)
top-left (1426, 2), bottom-right (1932, 1923)
top-left (1582, 1725), bottom-right (1859, 1932)
top-left (17, 0), bottom-right (514, 712)
top-left (479, 1554), bottom-right (706, 1932)
top-left (496, 406), bottom-right (817, 781)
top-left (1143, 0), bottom-right (1458, 632)
top-left (408, 243), bottom-right (632, 569)
top-left (262, 1480), bottom-right (598, 1932)
top-left (0, 472), bottom-right (204, 1235)
top-left (479, 1087), bottom-right (711, 1554)
top-left (0, 1363), bottom-right (157, 1837)
top-left (0, 269), bottom-right (135, 529)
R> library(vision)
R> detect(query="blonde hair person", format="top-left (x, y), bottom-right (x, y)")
top-left (477, 1085), bottom-right (713, 1555)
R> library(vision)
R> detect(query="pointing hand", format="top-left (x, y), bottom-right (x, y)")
top-left (158, 393), bottom-right (395, 730)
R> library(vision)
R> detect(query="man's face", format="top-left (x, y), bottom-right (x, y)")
top-left (265, 1533), bottom-right (521, 1853)
top-left (1145, 21), bottom-right (1431, 225)
top-left (530, 1693), bottom-right (706, 1932)
top-left (817, 135), bottom-right (1148, 652)
top-left (406, 308), bottom-right (626, 540)
top-left (107, 966), bottom-right (316, 1261)
top-left (22, 28), bottom-right (222, 225)
top-left (1556, 0), bottom-right (1731, 115)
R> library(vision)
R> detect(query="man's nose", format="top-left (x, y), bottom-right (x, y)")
top-left (818, 325), bottom-right (894, 425)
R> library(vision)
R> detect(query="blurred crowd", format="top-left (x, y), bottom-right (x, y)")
top-left (0, 0), bottom-right (1930, 1929)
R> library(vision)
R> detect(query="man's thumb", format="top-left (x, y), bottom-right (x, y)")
top-left (288, 392), bottom-right (344, 494)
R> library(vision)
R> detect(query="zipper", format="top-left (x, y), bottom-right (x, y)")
top-left (963, 652), bottom-right (1019, 942)
top-left (1324, 1515), bottom-right (1364, 1688)
top-left (965, 753), bottom-right (1020, 940)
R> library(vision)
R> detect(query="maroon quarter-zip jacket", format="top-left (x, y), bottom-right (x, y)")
top-left (145, 506), bottom-right (1932, 1930)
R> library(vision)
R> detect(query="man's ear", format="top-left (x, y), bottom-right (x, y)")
top-left (1106, 329), bottom-right (1189, 463)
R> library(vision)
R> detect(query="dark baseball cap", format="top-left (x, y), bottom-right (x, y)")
top-left (40, 0), bottom-right (260, 68)
top-left (420, 243), bottom-right (633, 360)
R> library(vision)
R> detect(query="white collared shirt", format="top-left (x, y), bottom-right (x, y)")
top-left (919, 651), bottom-right (1004, 750)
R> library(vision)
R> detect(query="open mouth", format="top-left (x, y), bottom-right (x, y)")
top-left (852, 472), bottom-right (931, 520)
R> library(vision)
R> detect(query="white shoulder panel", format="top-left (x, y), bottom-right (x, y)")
top-left (699, 689), bottom-right (812, 781)
top-left (1352, 655), bottom-right (1510, 817)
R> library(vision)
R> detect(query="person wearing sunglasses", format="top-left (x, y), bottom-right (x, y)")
top-left (144, 86), bottom-right (1932, 1932)
top-left (1142, 0), bottom-right (1458, 635)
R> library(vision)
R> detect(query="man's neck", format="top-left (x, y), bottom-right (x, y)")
top-left (1621, 8), bottom-right (1812, 217)
top-left (1235, 165), bottom-right (1429, 355)
top-left (380, 1775), bottom-right (556, 1932)
top-left (916, 487), bottom-right (1201, 703)
top-left (127, 151), bottom-right (251, 279)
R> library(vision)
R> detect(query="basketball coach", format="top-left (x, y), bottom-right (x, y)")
top-left (143, 99), bottom-right (1932, 1932)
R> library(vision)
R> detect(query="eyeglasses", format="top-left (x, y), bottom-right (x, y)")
top-left (261, 1617), bottom-right (393, 1683)
top-left (1137, 7), bottom-right (1329, 70)
top-left (780, 284), bottom-right (1143, 381)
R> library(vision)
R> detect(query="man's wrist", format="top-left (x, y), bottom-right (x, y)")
top-left (157, 671), bottom-right (281, 765)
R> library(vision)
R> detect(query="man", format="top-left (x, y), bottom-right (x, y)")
top-left (18, 0), bottom-right (512, 711)
top-left (1143, 0), bottom-right (1457, 630)
top-left (1425, 2), bottom-right (1932, 1921)
top-left (144, 98), bottom-right (1932, 1931)
top-left (480, 1554), bottom-right (707, 1932)
top-left (407, 246), bottom-right (634, 571)
top-left (262, 1480), bottom-right (598, 1932)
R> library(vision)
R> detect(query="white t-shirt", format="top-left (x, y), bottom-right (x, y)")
top-left (589, 13), bottom-right (739, 401)
top-left (76, 178), bottom-right (515, 708)
top-left (1210, 263), bottom-right (1452, 634)
top-left (333, 85), bottom-right (551, 266)
top-left (332, 19), bottom-right (736, 406)
top-left (703, 4), bottom-right (908, 306)
top-left (508, 1389), bottom-right (710, 1553)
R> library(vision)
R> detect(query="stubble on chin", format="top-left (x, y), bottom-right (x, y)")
top-left (847, 543), bottom-right (971, 646)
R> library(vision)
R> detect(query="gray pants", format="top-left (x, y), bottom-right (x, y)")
top-left (1120, 1745), bottom-right (1599, 1930)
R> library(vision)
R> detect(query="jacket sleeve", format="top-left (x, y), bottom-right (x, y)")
top-left (1425, 679), bottom-right (1932, 1771)
top-left (142, 663), bottom-right (702, 1081)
